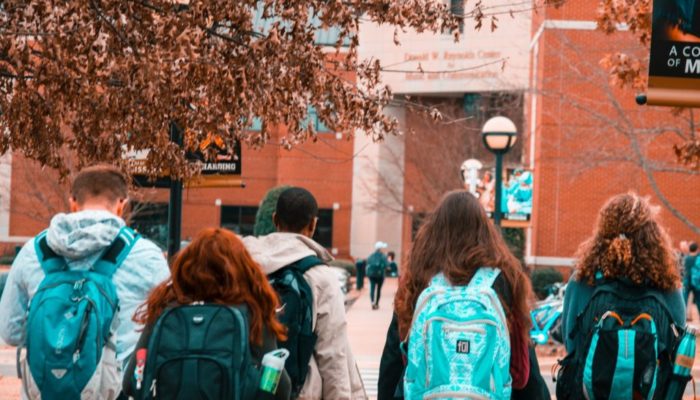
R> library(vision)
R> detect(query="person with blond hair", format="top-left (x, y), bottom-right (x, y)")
top-left (557, 193), bottom-right (686, 400)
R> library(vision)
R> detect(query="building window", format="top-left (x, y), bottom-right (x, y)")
top-left (463, 93), bottom-right (482, 119)
top-left (306, 107), bottom-right (331, 133)
top-left (221, 206), bottom-right (259, 236)
top-left (248, 117), bottom-right (263, 131)
top-left (129, 202), bottom-right (169, 250)
top-left (411, 212), bottom-right (427, 241)
top-left (313, 209), bottom-right (333, 248)
top-left (450, 0), bottom-right (464, 33)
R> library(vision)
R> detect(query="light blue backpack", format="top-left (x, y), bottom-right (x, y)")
top-left (18, 227), bottom-right (139, 399)
top-left (404, 267), bottom-right (511, 400)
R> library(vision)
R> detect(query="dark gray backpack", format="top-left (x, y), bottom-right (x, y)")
top-left (135, 304), bottom-right (261, 399)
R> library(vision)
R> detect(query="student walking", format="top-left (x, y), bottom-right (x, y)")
top-left (122, 228), bottom-right (291, 400)
top-left (683, 241), bottom-right (699, 317)
top-left (243, 187), bottom-right (366, 400)
top-left (557, 193), bottom-right (688, 399)
top-left (387, 251), bottom-right (399, 277)
top-left (381, 190), bottom-right (548, 399)
top-left (367, 242), bottom-right (389, 309)
top-left (0, 165), bottom-right (170, 399)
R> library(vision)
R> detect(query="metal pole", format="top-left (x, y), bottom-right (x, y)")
top-left (167, 122), bottom-right (183, 260)
top-left (494, 152), bottom-right (503, 227)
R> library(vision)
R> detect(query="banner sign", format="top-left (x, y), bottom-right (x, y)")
top-left (465, 166), bottom-right (533, 222)
top-left (648, 0), bottom-right (700, 106)
top-left (128, 135), bottom-right (243, 188)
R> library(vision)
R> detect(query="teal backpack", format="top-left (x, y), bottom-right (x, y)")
top-left (19, 227), bottom-right (139, 399)
top-left (366, 252), bottom-right (387, 279)
top-left (690, 256), bottom-right (700, 289)
top-left (404, 267), bottom-right (511, 400)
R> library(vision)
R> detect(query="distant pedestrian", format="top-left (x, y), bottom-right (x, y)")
top-left (367, 241), bottom-right (389, 310)
top-left (558, 193), bottom-right (687, 399)
top-left (384, 190), bottom-right (547, 399)
top-left (243, 187), bottom-right (366, 399)
top-left (387, 251), bottom-right (398, 277)
top-left (122, 228), bottom-right (291, 400)
top-left (355, 258), bottom-right (366, 290)
top-left (0, 165), bottom-right (170, 399)
top-left (683, 241), bottom-right (699, 317)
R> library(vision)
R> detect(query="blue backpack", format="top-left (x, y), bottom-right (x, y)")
top-left (555, 279), bottom-right (679, 400)
top-left (404, 267), bottom-right (511, 399)
top-left (366, 252), bottom-right (387, 279)
top-left (690, 256), bottom-right (700, 289)
top-left (19, 227), bottom-right (139, 399)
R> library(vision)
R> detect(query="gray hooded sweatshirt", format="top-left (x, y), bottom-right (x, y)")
top-left (243, 232), bottom-right (367, 400)
top-left (0, 210), bottom-right (170, 371)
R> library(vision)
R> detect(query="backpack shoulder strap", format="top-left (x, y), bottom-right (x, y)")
top-left (33, 230), bottom-right (67, 275)
top-left (93, 226), bottom-right (141, 277)
top-left (468, 267), bottom-right (502, 291)
top-left (288, 255), bottom-right (325, 274)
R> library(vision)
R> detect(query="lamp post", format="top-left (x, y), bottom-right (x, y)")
top-left (481, 116), bottom-right (518, 227)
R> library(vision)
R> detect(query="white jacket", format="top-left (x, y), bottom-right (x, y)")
top-left (243, 233), bottom-right (367, 400)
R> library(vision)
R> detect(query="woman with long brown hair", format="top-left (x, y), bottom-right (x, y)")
top-left (122, 228), bottom-right (291, 399)
top-left (378, 190), bottom-right (548, 399)
top-left (558, 193), bottom-right (686, 399)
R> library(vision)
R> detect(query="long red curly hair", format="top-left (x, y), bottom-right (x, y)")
top-left (134, 228), bottom-right (286, 345)
top-left (574, 193), bottom-right (680, 291)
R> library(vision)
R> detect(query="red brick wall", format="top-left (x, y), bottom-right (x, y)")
top-left (529, 0), bottom-right (700, 265)
top-left (7, 128), bottom-right (356, 259)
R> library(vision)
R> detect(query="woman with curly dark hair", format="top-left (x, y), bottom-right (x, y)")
top-left (559, 193), bottom-right (686, 399)
top-left (378, 190), bottom-right (549, 399)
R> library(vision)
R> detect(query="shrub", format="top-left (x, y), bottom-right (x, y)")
top-left (0, 255), bottom-right (15, 265)
top-left (531, 267), bottom-right (564, 300)
top-left (328, 259), bottom-right (357, 277)
top-left (253, 185), bottom-right (291, 236)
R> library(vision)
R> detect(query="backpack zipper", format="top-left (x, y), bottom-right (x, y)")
top-left (424, 317), bottom-right (497, 387)
top-left (412, 290), bottom-right (446, 322)
top-left (423, 391), bottom-right (488, 399)
top-left (150, 378), bottom-right (157, 397)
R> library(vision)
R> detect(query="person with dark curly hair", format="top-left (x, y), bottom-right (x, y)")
top-left (559, 192), bottom-right (686, 399)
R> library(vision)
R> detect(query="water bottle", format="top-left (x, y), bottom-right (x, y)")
top-left (259, 349), bottom-right (290, 394)
top-left (666, 327), bottom-right (696, 400)
top-left (674, 328), bottom-right (696, 375)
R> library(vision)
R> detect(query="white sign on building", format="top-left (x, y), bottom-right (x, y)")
top-left (359, 0), bottom-right (532, 94)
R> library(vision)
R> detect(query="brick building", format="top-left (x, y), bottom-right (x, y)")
top-left (0, 126), bottom-right (356, 258)
top-left (2, 0), bottom-right (697, 267)
top-left (526, 0), bottom-right (700, 268)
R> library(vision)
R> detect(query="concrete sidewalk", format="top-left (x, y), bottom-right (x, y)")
top-left (0, 340), bottom-right (19, 400)
top-left (346, 277), bottom-right (398, 399)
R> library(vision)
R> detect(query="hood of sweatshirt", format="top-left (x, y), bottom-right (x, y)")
top-left (242, 232), bottom-right (333, 274)
top-left (46, 210), bottom-right (124, 261)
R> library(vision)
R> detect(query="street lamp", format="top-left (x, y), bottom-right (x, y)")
top-left (481, 116), bottom-right (518, 227)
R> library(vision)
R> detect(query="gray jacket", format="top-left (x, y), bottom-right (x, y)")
top-left (0, 210), bottom-right (170, 371)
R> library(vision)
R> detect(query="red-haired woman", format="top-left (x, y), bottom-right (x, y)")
top-left (122, 228), bottom-right (290, 399)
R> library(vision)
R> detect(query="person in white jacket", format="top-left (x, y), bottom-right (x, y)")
top-left (243, 187), bottom-right (366, 400)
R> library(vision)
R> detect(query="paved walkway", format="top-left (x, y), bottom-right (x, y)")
top-left (346, 277), bottom-right (398, 399)
top-left (2, 277), bottom-right (699, 399)
top-left (0, 340), bottom-right (19, 400)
